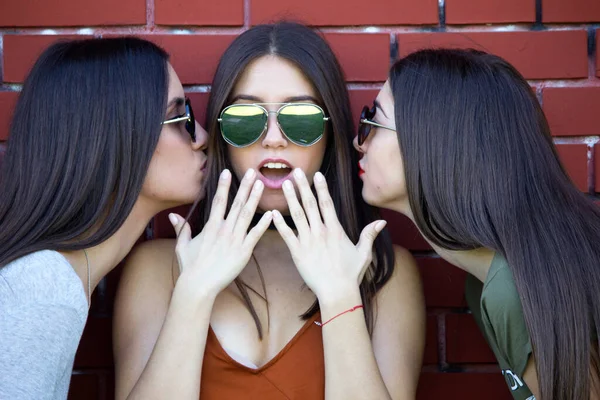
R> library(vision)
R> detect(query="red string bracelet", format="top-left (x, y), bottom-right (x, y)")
top-left (314, 305), bottom-right (364, 327)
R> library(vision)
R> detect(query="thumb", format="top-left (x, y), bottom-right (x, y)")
top-left (169, 213), bottom-right (192, 247)
top-left (356, 220), bottom-right (386, 257)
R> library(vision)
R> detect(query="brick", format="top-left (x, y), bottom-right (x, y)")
top-left (155, 0), bottom-right (243, 26)
top-left (597, 30), bottom-right (600, 78)
top-left (134, 35), bottom-right (236, 84)
top-left (0, 92), bottom-right (19, 141)
top-left (417, 372), bottom-right (511, 399)
top-left (594, 145), bottom-right (600, 192)
top-left (543, 87), bottom-right (600, 136)
top-left (0, 0), bottom-right (145, 27)
top-left (349, 89), bottom-right (381, 136)
top-left (4, 35), bottom-right (94, 83)
top-left (446, 313), bottom-right (497, 363)
top-left (381, 209), bottom-right (431, 250)
top-left (67, 374), bottom-right (100, 399)
top-left (397, 30), bottom-right (588, 80)
top-left (418, 257), bottom-right (468, 308)
top-left (543, 0), bottom-right (600, 22)
top-left (325, 34), bottom-right (390, 82)
top-left (446, 0), bottom-right (535, 24)
top-left (424, 315), bottom-right (439, 365)
top-left (187, 92), bottom-right (210, 127)
top-left (555, 144), bottom-right (589, 192)
top-left (250, 0), bottom-right (438, 26)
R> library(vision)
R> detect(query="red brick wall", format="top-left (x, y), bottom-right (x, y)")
top-left (0, 1), bottom-right (598, 399)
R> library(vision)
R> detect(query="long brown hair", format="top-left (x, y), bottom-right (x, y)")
top-left (0, 38), bottom-right (169, 267)
top-left (198, 21), bottom-right (395, 338)
top-left (390, 48), bottom-right (600, 399)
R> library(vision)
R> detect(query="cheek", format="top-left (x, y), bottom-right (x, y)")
top-left (364, 140), bottom-right (406, 201)
top-left (227, 147), bottom-right (253, 180)
top-left (141, 136), bottom-right (201, 201)
top-left (297, 141), bottom-right (327, 178)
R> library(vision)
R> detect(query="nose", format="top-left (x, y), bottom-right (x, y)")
top-left (261, 112), bottom-right (287, 149)
top-left (191, 120), bottom-right (208, 151)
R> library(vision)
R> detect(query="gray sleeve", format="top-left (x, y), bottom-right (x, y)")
top-left (0, 302), bottom-right (83, 400)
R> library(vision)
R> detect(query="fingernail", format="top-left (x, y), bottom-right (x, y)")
top-left (245, 168), bottom-right (255, 179)
top-left (375, 220), bottom-right (387, 232)
top-left (283, 180), bottom-right (293, 190)
top-left (294, 168), bottom-right (304, 178)
top-left (221, 169), bottom-right (231, 180)
top-left (264, 210), bottom-right (273, 219)
top-left (254, 180), bottom-right (264, 190)
top-left (314, 172), bottom-right (324, 183)
top-left (272, 210), bottom-right (281, 219)
top-left (168, 213), bottom-right (178, 225)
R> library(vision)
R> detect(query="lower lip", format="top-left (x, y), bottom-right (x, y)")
top-left (258, 169), bottom-right (293, 189)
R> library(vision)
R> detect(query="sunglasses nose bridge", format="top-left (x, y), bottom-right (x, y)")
top-left (262, 110), bottom-right (288, 147)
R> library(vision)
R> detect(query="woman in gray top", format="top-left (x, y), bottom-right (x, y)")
top-left (0, 37), bottom-right (271, 399)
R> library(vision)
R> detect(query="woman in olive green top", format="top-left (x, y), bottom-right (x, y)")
top-left (354, 48), bottom-right (600, 400)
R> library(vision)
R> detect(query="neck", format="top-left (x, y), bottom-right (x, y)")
top-left (394, 205), bottom-right (495, 282)
top-left (60, 198), bottom-right (161, 295)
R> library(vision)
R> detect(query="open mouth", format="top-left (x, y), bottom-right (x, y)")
top-left (258, 160), bottom-right (293, 189)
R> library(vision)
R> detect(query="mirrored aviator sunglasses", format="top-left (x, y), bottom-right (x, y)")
top-left (162, 98), bottom-right (196, 142)
top-left (218, 103), bottom-right (329, 148)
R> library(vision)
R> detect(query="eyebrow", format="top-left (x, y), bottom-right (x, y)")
top-left (166, 96), bottom-right (185, 112)
top-left (374, 100), bottom-right (388, 119)
top-left (229, 94), bottom-right (320, 103)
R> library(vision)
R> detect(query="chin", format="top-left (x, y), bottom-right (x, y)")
top-left (258, 196), bottom-right (289, 215)
top-left (361, 187), bottom-right (381, 207)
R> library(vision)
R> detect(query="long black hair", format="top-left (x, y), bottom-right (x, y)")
top-left (199, 21), bottom-right (395, 338)
top-left (0, 37), bottom-right (169, 267)
top-left (390, 48), bottom-right (600, 400)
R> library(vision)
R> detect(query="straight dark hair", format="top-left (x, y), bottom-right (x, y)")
top-left (390, 48), bottom-right (600, 399)
top-left (0, 37), bottom-right (169, 267)
top-left (199, 21), bottom-right (395, 338)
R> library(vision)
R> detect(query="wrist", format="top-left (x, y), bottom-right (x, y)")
top-left (172, 280), bottom-right (218, 311)
top-left (318, 288), bottom-right (363, 318)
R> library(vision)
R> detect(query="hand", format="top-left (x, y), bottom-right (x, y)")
top-left (169, 168), bottom-right (272, 300)
top-left (272, 168), bottom-right (386, 303)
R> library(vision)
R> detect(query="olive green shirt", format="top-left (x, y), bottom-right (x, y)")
top-left (465, 253), bottom-right (536, 400)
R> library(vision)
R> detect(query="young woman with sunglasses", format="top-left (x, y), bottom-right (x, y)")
top-left (354, 48), bottom-right (600, 400)
top-left (0, 37), bottom-right (272, 399)
top-left (114, 22), bottom-right (425, 400)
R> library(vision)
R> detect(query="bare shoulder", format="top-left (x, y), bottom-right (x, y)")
top-left (115, 239), bottom-right (179, 314)
top-left (377, 245), bottom-right (422, 301)
top-left (120, 238), bottom-right (179, 287)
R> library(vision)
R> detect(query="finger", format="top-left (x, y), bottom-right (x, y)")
top-left (224, 168), bottom-right (257, 231)
top-left (356, 220), bottom-right (387, 270)
top-left (271, 210), bottom-right (299, 252)
top-left (292, 168), bottom-right (323, 229)
top-left (313, 172), bottom-right (341, 229)
top-left (243, 210), bottom-right (273, 252)
top-left (208, 169), bottom-right (232, 223)
top-left (281, 179), bottom-right (310, 237)
top-left (233, 179), bottom-right (265, 240)
top-left (169, 213), bottom-right (192, 248)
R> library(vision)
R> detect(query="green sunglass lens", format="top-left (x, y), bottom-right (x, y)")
top-left (278, 105), bottom-right (325, 146)
top-left (221, 106), bottom-right (267, 146)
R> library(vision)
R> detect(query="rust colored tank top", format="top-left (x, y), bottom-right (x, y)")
top-left (200, 313), bottom-right (325, 399)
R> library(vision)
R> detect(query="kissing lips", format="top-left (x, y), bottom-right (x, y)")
top-left (358, 161), bottom-right (365, 177)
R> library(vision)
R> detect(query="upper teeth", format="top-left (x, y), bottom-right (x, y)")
top-left (264, 162), bottom-right (288, 169)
